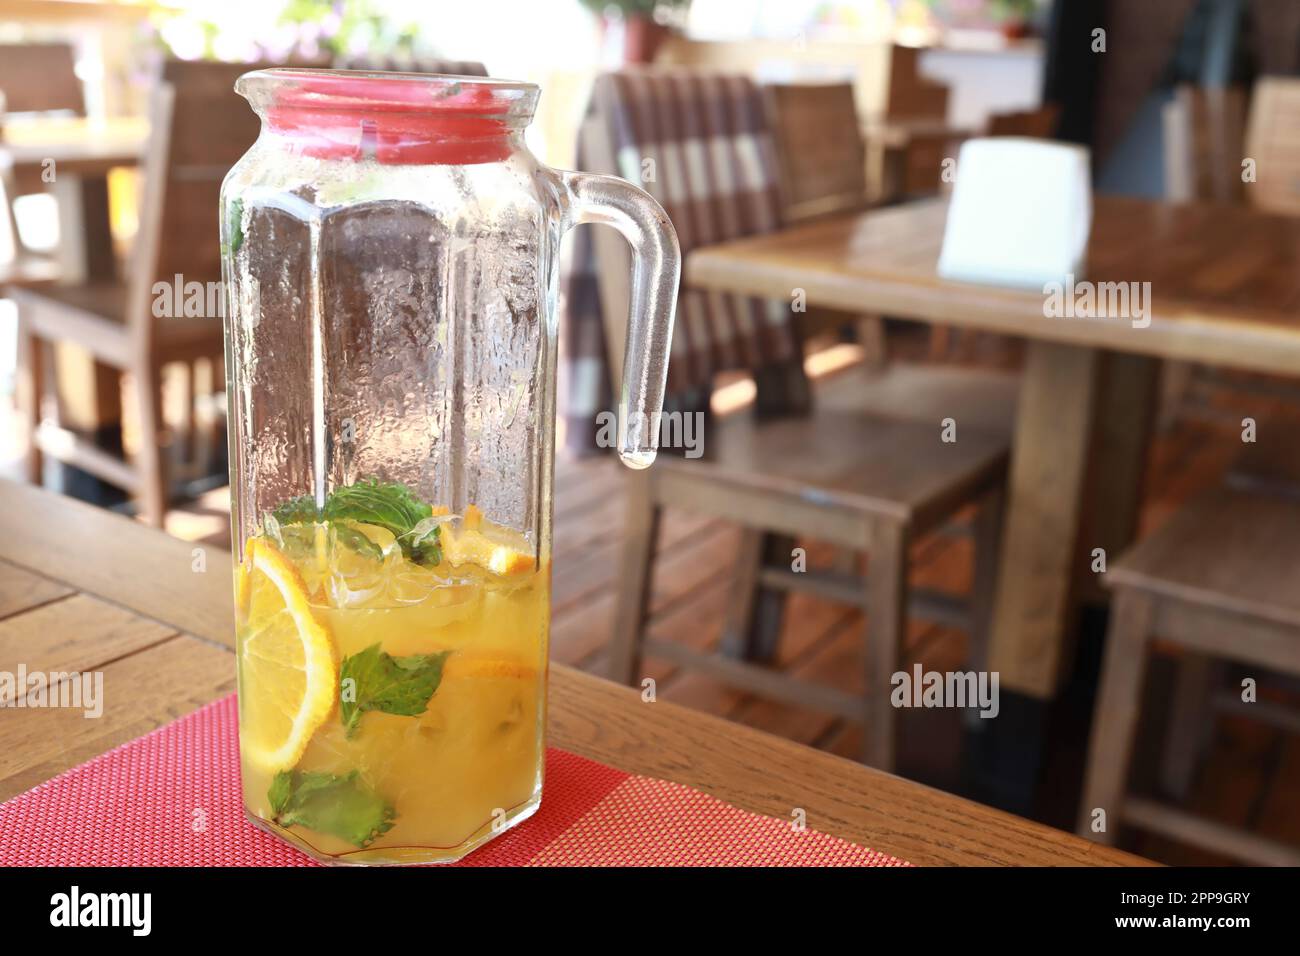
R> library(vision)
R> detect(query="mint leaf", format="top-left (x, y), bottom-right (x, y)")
top-left (268, 769), bottom-right (395, 848)
top-left (225, 197), bottom-right (245, 255)
top-left (322, 479), bottom-right (441, 565)
top-left (272, 494), bottom-right (319, 526)
top-left (340, 643), bottom-right (451, 738)
top-left (402, 521), bottom-right (442, 566)
top-left (268, 769), bottom-right (293, 815)
top-left (269, 480), bottom-right (432, 563)
top-left (323, 478), bottom-right (431, 539)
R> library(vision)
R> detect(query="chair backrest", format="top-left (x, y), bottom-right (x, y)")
top-left (764, 82), bottom-right (867, 223)
top-left (885, 44), bottom-right (948, 121)
top-left (0, 44), bottom-right (84, 115)
top-left (585, 69), bottom-right (804, 405)
top-left (986, 104), bottom-right (1061, 139)
top-left (1244, 76), bottom-right (1300, 215)
top-left (127, 60), bottom-right (262, 338)
top-left (1162, 85), bottom-right (1246, 203)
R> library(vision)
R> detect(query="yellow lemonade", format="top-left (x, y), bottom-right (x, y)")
top-left (234, 487), bottom-right (548, 865)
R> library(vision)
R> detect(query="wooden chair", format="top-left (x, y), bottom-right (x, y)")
top-left (1159, 82), bottom-right (1300, 430)
top-left (985, 104), bottom-right (1061, 139)
top-left (867, 45), bottom-right (958, 201)
top-left (1162, 85), bottom-right (1246, 204)
top-left (12, 61), bottom-right (259, 526)
top-left (611, 373), bottom-right (1010, 771)
top-left (1244, 76), bottom-right (1300, 216)
top-left (1152, 430), bottom-right (1300, 803)
top-left (1157, 86), bottom-right (1244, 428)
top-left (586, 71), bottom-right (1014, 771)
top-left (1079, 484), bottom-right (1300, 865)
top-left (886, 45), bottom-right (948, 123)
top-left (765, 82), bottom-right (868, 224)
top-left (0, 43), bottom-right (84, 117)
top-left (763, 81), bottom-right (883, 361)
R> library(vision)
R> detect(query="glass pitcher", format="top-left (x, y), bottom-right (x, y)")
top-left (220, 69), bottom-right (678, 865)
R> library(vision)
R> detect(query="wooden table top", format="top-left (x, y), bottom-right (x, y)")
top-left (687, 196), bottom-right (1300, 377)
top-left (0, 479), bottom-right (1147, 866)
top-left (0, 116), bottom-right (147, 174)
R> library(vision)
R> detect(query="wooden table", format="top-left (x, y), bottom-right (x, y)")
top-left (1, 116), bottom-right (148, 433)
top-left (2, 116), bottom-right (148, 282)
top-left (0, 478), bottom-right (1144, 866)
top-left (687, 197), bottom-right (1300, 701)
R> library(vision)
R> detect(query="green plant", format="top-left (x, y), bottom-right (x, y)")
top-left (278, 0), bottom-right (418, 58)
top-left (990, 0), bottom-right (1040, 20)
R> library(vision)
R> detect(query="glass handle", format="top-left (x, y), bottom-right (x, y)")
top-left (561, 170), bottom-right (680, 469)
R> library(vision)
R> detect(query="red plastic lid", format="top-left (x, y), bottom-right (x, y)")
top-left (235, 69), bottom-right (538, 166)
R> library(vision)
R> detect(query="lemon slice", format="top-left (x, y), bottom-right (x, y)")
top-left (441, 527), bottom-right (537, 577)
top-left (236, 537), bottom-right (338, 773)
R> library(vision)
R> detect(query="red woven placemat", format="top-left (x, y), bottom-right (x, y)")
top-left (0, 694), bottom-right (907, 866)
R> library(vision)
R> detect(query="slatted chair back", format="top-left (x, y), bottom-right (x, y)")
top-left (1244, 77), bottom-right (1300, 215)
top-left (764, 82), bottom-right (867, 223)
top-left (127, 60), bottom-right (262, 342)
top-left (0, 44), bottom-right (84, 115)
top-left (593, 69), bottom-right (803, 397)
top-left (1162, 85), bottom-right (1246, 203)
top-left (986, 104), bottom-right (1061, 139)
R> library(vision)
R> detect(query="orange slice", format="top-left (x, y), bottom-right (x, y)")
top-left (235, 537), bottom-right (338, 773)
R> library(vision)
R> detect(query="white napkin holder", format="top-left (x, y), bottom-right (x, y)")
top-left (937, 137), bottom-right (1092, 289)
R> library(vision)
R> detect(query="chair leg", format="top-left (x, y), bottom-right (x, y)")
top-left (968, 485), bottom-right (1005, 674)
top-left (748, 593), bottom-right (789, 662)
top-left (14, 327), bottom-right (44, 485)
top-left (1078, 590), bottom-right (1154, 844)
top-left (609, 468), bottom-right (660, 686)
top-left (1160, 653), bottom-right (1216, 799)
top-left (928, 326), bottom-right (953, 363)
top-left (720, 528), bottom-right (764, 658)
top-left (1156, 360), bottom-right (1196, 432)
top-left (863, 521), bottom-right (907, 771)
top-left (722, 531), bottom-right (791, 664)
top-left (208, 356), bottom-right (228, 468)
top-left (132, 360), bottom-right (168, 527)
top-left (178, 360), bottom-right (196, 471)
top-left (855, 314), bottom-right (887, 369)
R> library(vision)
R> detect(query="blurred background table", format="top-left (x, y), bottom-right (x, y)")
top-left (1, 115), bottom-right (148, 438)
top-left (687, 195), bottom-right (1300, 784)
top-left (1, 115), bottom-right (148, 282)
